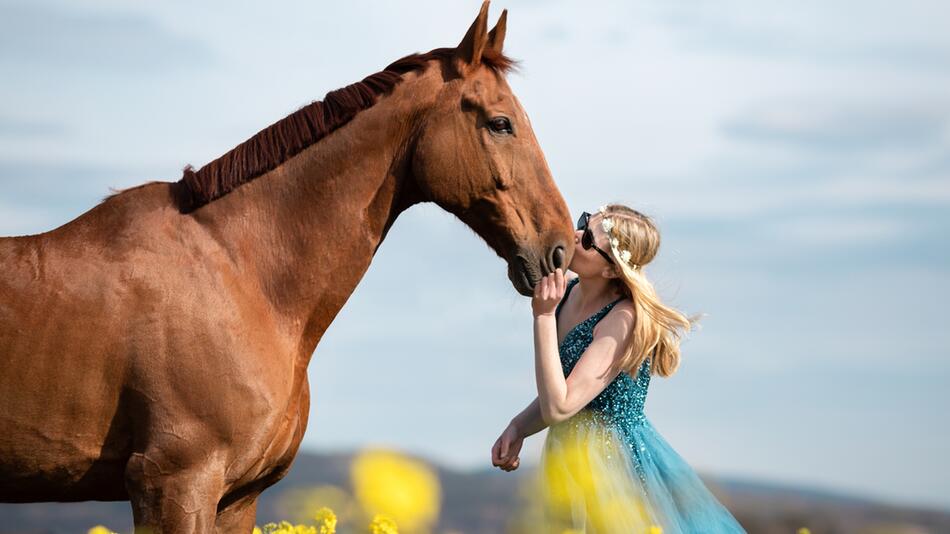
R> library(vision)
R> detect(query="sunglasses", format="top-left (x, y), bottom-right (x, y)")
top-left (577, 212), bottom-right (615, 265)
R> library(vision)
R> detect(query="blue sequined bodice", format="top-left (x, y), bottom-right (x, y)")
top-left (556, 277), bottom-right (652, 432)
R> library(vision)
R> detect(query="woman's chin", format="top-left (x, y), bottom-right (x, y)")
top-left (567, 259), bottom-right (590, 276)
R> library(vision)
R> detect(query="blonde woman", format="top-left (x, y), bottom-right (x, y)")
top-left (491, 204), bottom-right (746, 533)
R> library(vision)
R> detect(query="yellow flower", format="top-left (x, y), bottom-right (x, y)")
top-left (798, 529), bottom-right (812, 534)
top-left (649, 526), bottom-right (664, 534)
top-left (261, 521), bottom-right (286, 534)
top-left (351, 449), bottom-right (440, 532)
top-left (314, 506), bottom-right (337, 534)
top-left (260, 521), bottom-right (316, 534)
top-left (253, 528), bottom-right (263, 534)
top-left (368, 513), bottom-right (399, 534)
top-left (87, 527), bottom-right (116, 534)
top-left (278, 484), bottom-right (356, 526)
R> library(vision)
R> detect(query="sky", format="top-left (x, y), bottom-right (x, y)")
top-left (1, 0), bottom-right (948, 510)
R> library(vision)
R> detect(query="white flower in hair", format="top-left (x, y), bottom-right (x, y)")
top-left (596, 204), bottom-right (639, 267)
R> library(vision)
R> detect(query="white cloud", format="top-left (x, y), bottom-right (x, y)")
top-left (0, 2), bottom-right (214, 72)
top-left (654, 0), bottom-right (950, 73)
top-left (723, 99), bottom-right (950, 152)
top-left (767, 214), bottom-right (911, 245)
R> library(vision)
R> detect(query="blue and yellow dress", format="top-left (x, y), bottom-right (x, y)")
top-left (536, 277), bottom-right (746, 533)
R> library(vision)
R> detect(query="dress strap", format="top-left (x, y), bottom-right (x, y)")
top-left (606, 295), bottom-right (626, 310)
top-left (555, 277), bottom-right (580, 319)
top-left (592, 295), bottom-right (627, 326)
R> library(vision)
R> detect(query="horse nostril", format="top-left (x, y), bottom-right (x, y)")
top-left (552, 246), bottom-right (565, 269)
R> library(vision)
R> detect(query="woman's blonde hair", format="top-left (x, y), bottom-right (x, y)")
top-left (600, 204), bottom-right (699, 378)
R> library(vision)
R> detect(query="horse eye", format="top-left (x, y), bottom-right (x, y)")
top-left (489, 116), bottom-right (513, 135)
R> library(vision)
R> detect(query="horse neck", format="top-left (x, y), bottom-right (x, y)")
top-left (194, 70), bottom-right (440, 358)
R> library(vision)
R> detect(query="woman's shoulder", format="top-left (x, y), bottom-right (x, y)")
top-left (610, 297), bottom-right (634, 314)
top-left (595, 298), bottom-right (635, 333)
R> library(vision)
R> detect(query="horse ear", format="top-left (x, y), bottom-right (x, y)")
top-left (456, 1), bottom-right (491, 68)
top-left (487, 9), bottom-right (507, 54)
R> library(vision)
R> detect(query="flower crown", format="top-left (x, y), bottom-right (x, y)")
top-left (598, 205), bottom-right (639, 270)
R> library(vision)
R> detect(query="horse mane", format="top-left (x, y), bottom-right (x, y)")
top-left (176, 47), bottom-right (515, 212)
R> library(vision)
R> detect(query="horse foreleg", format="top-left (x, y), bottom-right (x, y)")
top-left (125, 451), bottom-right (225, 534)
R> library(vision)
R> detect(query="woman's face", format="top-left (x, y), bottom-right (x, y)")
top-left (568, 212), bottom-right (615, 276)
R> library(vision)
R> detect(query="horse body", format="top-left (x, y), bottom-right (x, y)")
top-left (0, 3), bottom-right (575, 531)
top-left (0, 183), bottom-right (302, 503)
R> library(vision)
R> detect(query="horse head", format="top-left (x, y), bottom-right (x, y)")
top-left (410, 2), bottom-right (574, 295)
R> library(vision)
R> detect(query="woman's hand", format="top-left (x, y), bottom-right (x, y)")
top-left (532, 268), bottom-right (567, 318)
top-left (491, 423), bottom-right (524, 472)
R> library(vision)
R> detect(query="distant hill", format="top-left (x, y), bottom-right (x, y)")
top-left (0, 450), bottom-right (946, 533)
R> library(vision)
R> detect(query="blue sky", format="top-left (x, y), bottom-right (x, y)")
top-left (1, 0), bottom-right (948, 510)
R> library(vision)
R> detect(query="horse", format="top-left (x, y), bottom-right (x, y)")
top-left (0, 2), bottom-right (573, 532)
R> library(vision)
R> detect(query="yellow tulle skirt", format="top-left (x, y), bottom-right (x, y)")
top-left (518, 410), bottom-right (745, 534)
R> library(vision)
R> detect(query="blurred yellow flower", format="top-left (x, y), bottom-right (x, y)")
top-left (649, 526), bottom-right (664, 534)
top-left (87, 527), bottom-right (117, 534)
top-left (369, 513), bottom-right (399, 534)
top-left (535, 411), bottom-right (654, 532)
top-left (351, 448), bottom-right (440, 532)
top-left (313, 506), bottom-right (337, 534)
top-left (798, 529), bottom-right (812, 534)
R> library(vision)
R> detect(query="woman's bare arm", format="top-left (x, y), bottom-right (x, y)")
top-left (510, 397), bottom-right (548, 438)
top-left (532, 271), bottom-right (636, 425)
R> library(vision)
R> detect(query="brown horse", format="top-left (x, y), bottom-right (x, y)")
top-left (0, 2), bottom-right (573, 533)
